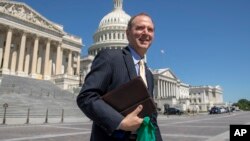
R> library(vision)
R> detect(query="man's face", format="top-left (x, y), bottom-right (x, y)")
top-left (127, 15), bottom-right (154, 57)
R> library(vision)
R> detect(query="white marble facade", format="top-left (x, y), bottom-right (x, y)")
top-left (152, 68), bottom-right (190, 112)
top-left (189, 85), bottom-right (224, 111)
top-left (0, 1), bottom-right (82, 89)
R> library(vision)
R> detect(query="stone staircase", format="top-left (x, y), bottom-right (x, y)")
top-left (0, 75), bottom-right (84, 121)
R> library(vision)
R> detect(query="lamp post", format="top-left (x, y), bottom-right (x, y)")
top-left (2, 103), bottom-right (8, 124)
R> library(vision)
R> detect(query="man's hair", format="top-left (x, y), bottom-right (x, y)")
top-left (126, 12), bottom-right (154, 31)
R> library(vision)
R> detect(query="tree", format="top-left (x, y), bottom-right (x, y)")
top-left (237, 99), bottom-right (250, 111)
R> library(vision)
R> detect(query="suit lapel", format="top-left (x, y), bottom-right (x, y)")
top-left (123, 47), bottom-right (137, 80)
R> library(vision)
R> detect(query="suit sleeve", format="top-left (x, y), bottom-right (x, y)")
top-left (77, 51), bottom-right (124, 135)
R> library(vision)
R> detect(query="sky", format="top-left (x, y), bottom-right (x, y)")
top-left (17, 0), bottom-right (250, 103)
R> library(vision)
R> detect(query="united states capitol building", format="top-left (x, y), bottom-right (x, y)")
top-left (0, 0), bottom-right (224, 112)
top-left (0, 0), bottom-right (82, 89)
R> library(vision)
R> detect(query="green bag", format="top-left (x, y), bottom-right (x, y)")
top-left (136, 116), bottom-right (156, 141)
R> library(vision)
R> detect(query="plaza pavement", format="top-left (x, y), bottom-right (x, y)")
top-left (0, 111), bottom-right (249, 141)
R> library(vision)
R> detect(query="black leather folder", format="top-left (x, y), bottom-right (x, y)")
top-left (101, 77), bottom-right (156, 118)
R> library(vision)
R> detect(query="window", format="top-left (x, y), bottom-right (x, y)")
top-left (213, 93), bottom-right (216, 97)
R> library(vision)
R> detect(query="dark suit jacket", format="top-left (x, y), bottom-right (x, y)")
top-left (77, 47), bottom-right (162, 141)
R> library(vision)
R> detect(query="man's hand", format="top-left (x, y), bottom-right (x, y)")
top-left (119, 105), bottom-right (143, 131)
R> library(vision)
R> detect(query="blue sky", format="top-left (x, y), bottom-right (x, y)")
top-left (18, 0), bottom-right (250, 103)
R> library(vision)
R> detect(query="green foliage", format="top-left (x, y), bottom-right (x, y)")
top-left (237, 99), bottom-right (250, 111)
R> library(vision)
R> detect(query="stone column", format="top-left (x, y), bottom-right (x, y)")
top-left (30, 36), bottom-right (39, 78)
top-left (165, 81), bottom-right (168, 98)
top-left (111, 32), bottom-right (114, 40)
top-left (159, 80), bottom-right (162, 97)
top-left (163, 81), bottom-right (166, 98)
top-left (10, 48), bottom-right (17, 75)
top-left (161, 80), bottom-right (164, 98)
top-left (67, 50), bottom-right (72, 75)
top-left (175, 84), bottom-right (178, 98)
top-left (166, 82), bottom-right (168, 97)
top-left (177, 85), bottom-right (180, 99)
top-left (168, 82), bottom-right (171, 97)
top-left (157, 80), bottom-right (160, 99)
top-left (76, 52), bottom-right (80, 75)
top-left (0, 34), bottom-right (5, 69)
top-left (43, 39), bottom-right (51, 79)
top-left (2, 28), bottom-right (13, 73)
top-left (173, 83), bottom-right (176, 98)
top-left (171, 83), bottom-right (173, 97)
top-left (48, 59), bottom-right (52, 76)
top-left (61, 48), bottom-right (64, 74)
top-left (169, 83), bottom-right (172, 97)
top-left (17, 32), bottom-right (27, 76)
top-left (24, 41), bottom-right (31, 75)
top-left (56, 43), bottom-right (61, 75)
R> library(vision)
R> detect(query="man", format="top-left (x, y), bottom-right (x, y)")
top-left (77, 13), bottom-right (163, 141)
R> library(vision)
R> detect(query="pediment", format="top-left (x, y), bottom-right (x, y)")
top-left (0, 1), bottom-right (63, 33)
top-left (155, 68), bottom-right (178, 79)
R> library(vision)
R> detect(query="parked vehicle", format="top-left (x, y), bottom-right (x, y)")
top-left (164, 107), bottom-right (183, 115)
top-left (209, 107), bottom-right (221, 114)
top-left (219, 107), bottom-right (226, 113)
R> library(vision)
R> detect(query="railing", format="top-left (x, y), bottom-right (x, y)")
top-left (0, 106), bottom-right (85, 124)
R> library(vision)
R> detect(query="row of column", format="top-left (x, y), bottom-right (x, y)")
top-left (89, 46), bottom-right (123, 56)
top-left (95, 32), bottom-right (126, 42)
top-left (0, 27), bottom-right (81, 79)
top-left (157, 79), bottom-right (179, 99)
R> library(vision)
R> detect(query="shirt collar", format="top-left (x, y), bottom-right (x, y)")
top-left (128, 46), bottom-right (142, 65)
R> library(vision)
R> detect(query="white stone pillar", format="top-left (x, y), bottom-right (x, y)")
top-left (168, 82), bottom-right (170, 97)
top-left (0, 34), bottom-right (5, 69)
top-left (159, 80), bottom-right (162, 98)
top-left (173, 83), bottom-right (176, 96)
top-left (61, 48), bottom-right (64, 74)
top-left (30, 36), bottom-right (39, 78)
top-left (111, 32), bottom-right (114, 40)
top-left (168, 82), bottom-right (171, 97)
top-left (167, 82), bottom-right (170, 97)
top-left (76, 52), bottom-right (80, 75)
top-left (165, 82), bottom-right (168, 97)
top-left (67, 50), bottom-right (72, 75)
top-left (163, 81), bottom-right (166, 98)
top-left (24, 42), bottom-right (30, 75)
top-left (10, 48), bottom-right (17, 75)
top-left (174, 84), bottom-right (176, 98)
top-left (176, 84), bottom-right (179, 99)
top-left (48, 59), bottom-right (52, 76)
top-left (56, 43), bottom-right (61, 75)
top-left (157, 80), bottom-right (160, 99)
top-left (161, 80), bottom-right (164, 98)
top-left (43, 39), bottom-right (51, 79)
top-left (171, 83), bottom-right (173, 97)
top-left (165, 81), bottom-right (167, 97)
top-left (17, 32), bottom-right (27, 76)
top-left (2, 28), bottom-right (13, 73)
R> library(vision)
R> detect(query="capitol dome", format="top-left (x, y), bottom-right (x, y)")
top-left (88, 0), bottom-right (131, 56)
